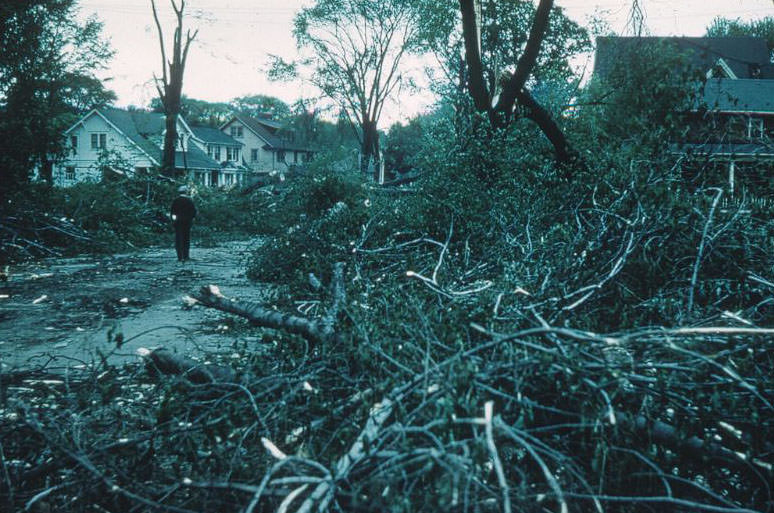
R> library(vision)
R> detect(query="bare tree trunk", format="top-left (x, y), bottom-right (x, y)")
top-left (515, 88), bottom-right (577, 167)
top-left (361, 119), bottom-right (380, 180)
top-left (162, 109), bottom-right (178, 176)
top-left (459, 0), bottom-right (490, 113)
top-left (458, 0), bottom-right (580, 174)
top-left (151, 0), bottom-right (197, 178)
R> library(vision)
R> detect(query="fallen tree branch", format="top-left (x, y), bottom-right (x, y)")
top-left (292, 390), bottom-right (402, 513)
top-left (192, 285), bottom-right (342, 346)
top-left (615, 412), bottom-right (773, 480)
top-left (143, 348), bottom-right (236, 384)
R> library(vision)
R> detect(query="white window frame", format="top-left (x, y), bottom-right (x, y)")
top-left (251, 148), bottom-right (258, 162)
top-left (65, 166), bottom-right (76, 180)
top-left (70, 135), bottom-right (78, 156)
top-left (90, 133), bottom-right (106, 150)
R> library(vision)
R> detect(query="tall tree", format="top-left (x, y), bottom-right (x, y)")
top-left (151, 0), bottom-right (197, 177)
top-left (0, 0), bottom-right (114, 192)
top-left (279, 0), bottom-right (421, 180)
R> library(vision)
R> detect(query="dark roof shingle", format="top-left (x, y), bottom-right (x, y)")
top-left (99, 108), bottom-right (222, 171)
top-left (703, 78), bottom-right (774, 113)
top-left (594, 36), bottom-right (773, 80)
top-left (190, 125), bottom-right (241, 145)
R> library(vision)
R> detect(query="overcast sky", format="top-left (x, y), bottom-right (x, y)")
top-left (79, 0), bottom-right (774, 125)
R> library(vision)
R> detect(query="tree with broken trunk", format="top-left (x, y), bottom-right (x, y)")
top-left (276, 0), bottom-right (421, 180)
top-left (151, 0), bottom-right (197, 178)
top-left (457, 0), bottom-right (582, 169)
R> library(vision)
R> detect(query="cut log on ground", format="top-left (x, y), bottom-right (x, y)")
top-left (143, 347), bottom-right (236, 384)
top-left (192, 285), bottom-right (342, 346)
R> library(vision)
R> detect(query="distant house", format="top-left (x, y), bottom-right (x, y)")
top-left (52, 107), bottom-right (246, 187)
top-left (681, 78), bottom-right (774, 191)
top-left (189, 125), bottom-right (246, 187)
top-left (221, 114), bottom-right (314, 179)
top-left (594, 36), bottom-right (774, 81)
top-left (594, 36), bottom-right (774, 192)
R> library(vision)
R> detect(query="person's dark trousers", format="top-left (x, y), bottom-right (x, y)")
top-left (174, 222), bottom-right (192, 261)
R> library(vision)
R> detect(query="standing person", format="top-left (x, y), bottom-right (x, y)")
top-left (171, 185), bottom-right (197, 262)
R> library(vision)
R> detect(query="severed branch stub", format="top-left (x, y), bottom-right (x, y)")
top-left (193, 285), bottom-right (342, 345)
top-left (143, 348), bottom-right (236, 384)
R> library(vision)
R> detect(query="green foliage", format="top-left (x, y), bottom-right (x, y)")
top-left (234, 106), bottom-right (774, 509)
top-left (3, 7), bottom-right (773, 512)
top-left (414, 0), bottom-right (591, 99)
top-left (285, 0), bottom-right (424, 168)
top-left (383, 118), bottom-right (425, 178)
top-left (247, 169), bottom-right (368, 283)
top-left (0, 178), bottom-right (272, 262)
top-left (231, 94), bottom-right (291, 121)
top-left (0, 0), bottom-right (115, 193)
top-left (706, 16), bottom-right (774, 61)
top-left (150, 95), bottom-right (232, 127)
top-left (581, 40), bottom-right (705, 154)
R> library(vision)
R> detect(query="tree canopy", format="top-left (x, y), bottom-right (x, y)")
top-left (0, 0), bottom-right (114, 192)
top-left (279, 0), bottom-right (422, 179)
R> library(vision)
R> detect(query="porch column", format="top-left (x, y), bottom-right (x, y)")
top-left (728, 160), bottom-right (735, 196)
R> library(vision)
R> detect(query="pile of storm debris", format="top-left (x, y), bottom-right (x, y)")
top-left (1, 261), bottom-right (772, 513)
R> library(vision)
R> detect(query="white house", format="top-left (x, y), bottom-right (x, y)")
top-left (189, 125), bottom-right (246, 187)
top-left (220, 114), bottom-right (314, 179)
top-left (53, 107), bottom-right (247, 187)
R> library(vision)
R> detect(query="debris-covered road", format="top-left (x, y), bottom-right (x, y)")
top-left (0, 239), bottom-right (268, 370)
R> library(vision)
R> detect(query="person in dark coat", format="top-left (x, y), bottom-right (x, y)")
top-left (171, 185), bottom-right (197, 262)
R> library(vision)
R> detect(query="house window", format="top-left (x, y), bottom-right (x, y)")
top-left (226, 147), bottom-right (239, 161)
top-left (277, 150), bottom-right (286, 163)
top-left (251, 149), bottom-right (258, 162)
top-left (224, 173), bottom-right (234, 186)
top-left (65, 166), bottom-right (75, 180)
top-left (230, 126), bottom-right (243, 138)
top-left (90, 133), bottom-right (106, 150)
top-left (70, 135), bottom-right (78, 156)
top-left (213, 145), bottom-right (221, 160)
top-left (210, 170), bottom-right (219, 187)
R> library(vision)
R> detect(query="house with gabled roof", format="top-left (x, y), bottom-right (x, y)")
top-left (593, 36), bottom-right (774, 194)
top-left (594, 36), bottom-right (774, 81)
top-left (52, 107), bottom-right (247, 188)
top-left (188, 125), bottom-right (247, 187)
top-left (221, 114), bottom-right (314, 178)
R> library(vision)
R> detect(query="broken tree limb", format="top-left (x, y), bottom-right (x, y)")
top-left (292, 391), bottom-right (402, 513)
top-left (322, 262), bottom-right (345, 333)
top-left (143, 348), bottom-right (236, 384)
top-left (192, 285), bottom-right (341, 345)
top-left (615, 412), bottom-right (773, 480)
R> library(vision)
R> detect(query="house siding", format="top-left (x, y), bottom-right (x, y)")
top-left (222, 118), bottom-right (285, 175)
top-left (53, 113), bottom-right (155, 186)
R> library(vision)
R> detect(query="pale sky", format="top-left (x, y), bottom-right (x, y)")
top-left (79, 0), bottom-right (774, 126)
